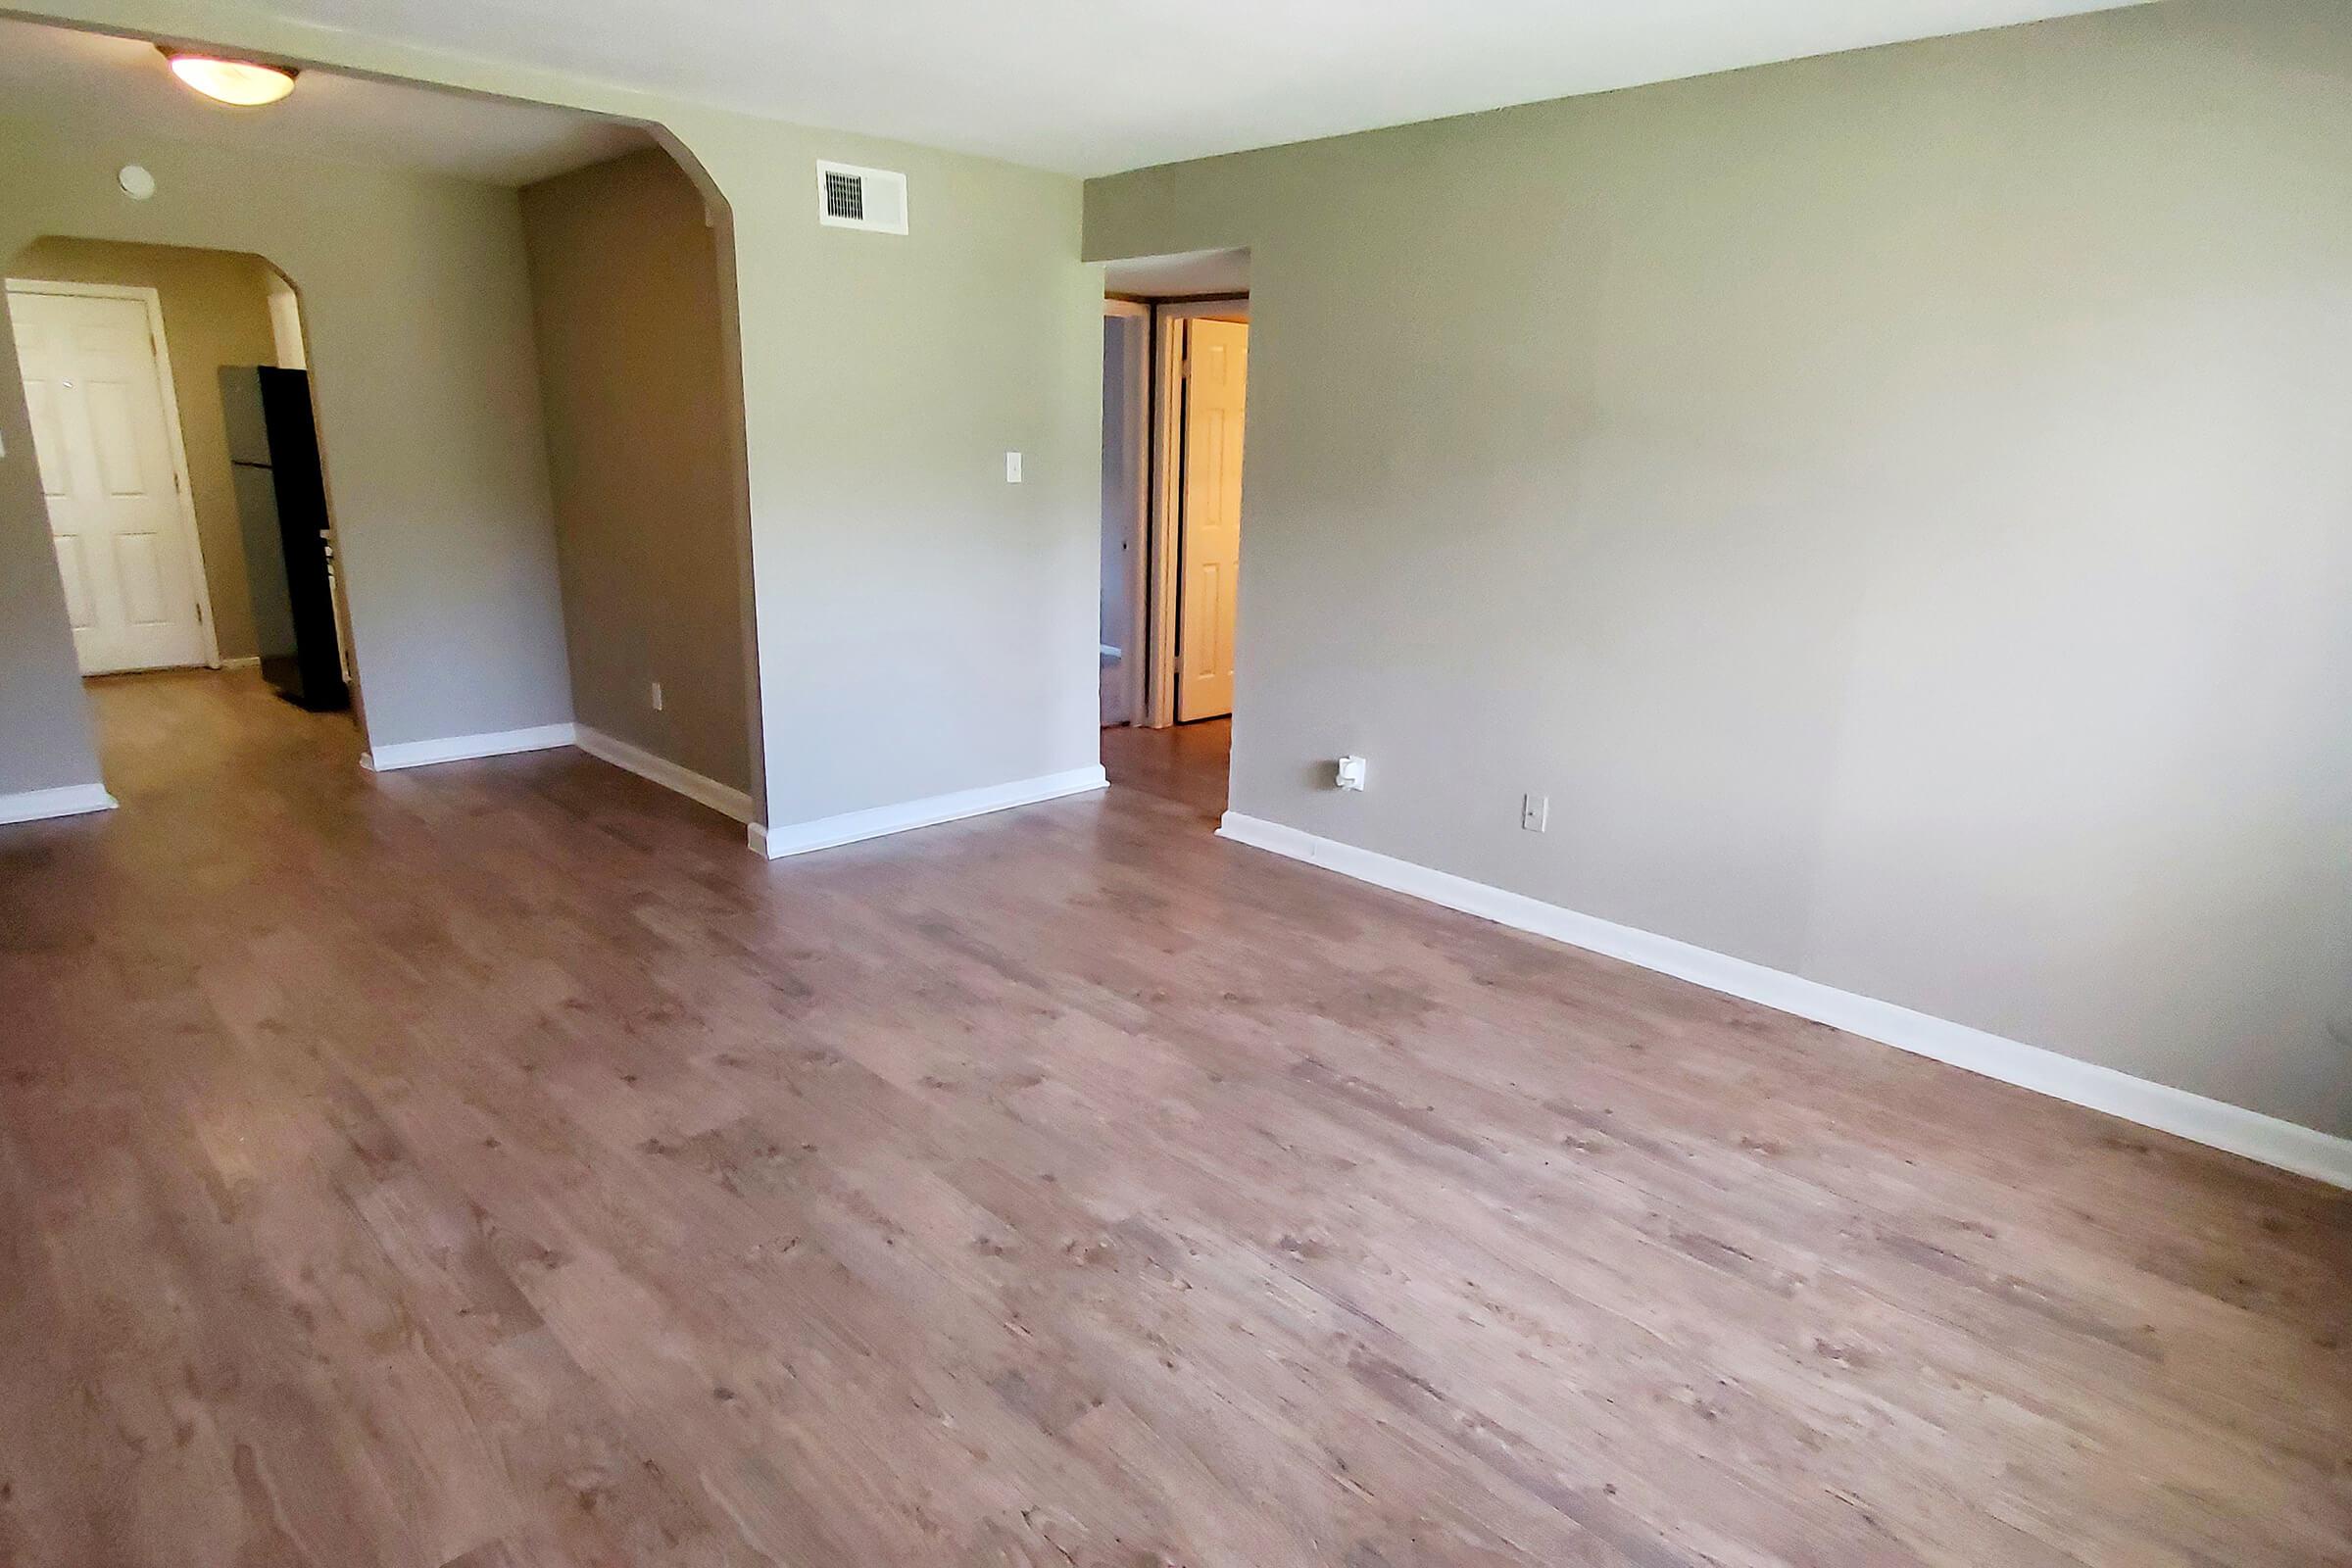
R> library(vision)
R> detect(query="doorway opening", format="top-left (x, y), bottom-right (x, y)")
top-left (7, 242), bottom-right (356, 720)
top-left (0, 13), bottom-right (760, 837)
top-left (1098, 247), bottom-right (1250, 822)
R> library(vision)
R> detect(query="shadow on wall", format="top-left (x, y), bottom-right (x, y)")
top-left (515, 141), bottom-right (760, 815)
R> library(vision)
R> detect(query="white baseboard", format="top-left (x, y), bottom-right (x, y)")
top-left (1217, 811), bottom-right (2352, 1191)
top-left (361, 722), bottom-right (576, 773)
top-left (0, 782), bottom-right (120, 826)
top-left (216, 656), bottom-right (261, 670)
top-left (755, 764), bottom-right (1108, 859)
top-left (574, 724), bottom-right (755, 823)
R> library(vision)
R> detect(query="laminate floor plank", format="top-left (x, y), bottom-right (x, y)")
top-left (0, 669), bottom-right (2344, 1567)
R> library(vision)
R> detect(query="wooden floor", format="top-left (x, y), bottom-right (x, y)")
top-left (1101, 716), bottom-right (1229, 820)
top-left (2, 669), bottom-right (2346, 1568)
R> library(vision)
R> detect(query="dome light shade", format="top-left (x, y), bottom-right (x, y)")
top-left (164, 51), bottom-right (297, 107)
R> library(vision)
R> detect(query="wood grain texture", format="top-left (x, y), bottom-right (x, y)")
top-left (1, 669), bottom-right (2345, 1568)
top-left (1101, 716), bottom-right (1228, 821)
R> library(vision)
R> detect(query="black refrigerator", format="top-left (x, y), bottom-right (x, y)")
top-left (221, 367), bottom-right (348, 711)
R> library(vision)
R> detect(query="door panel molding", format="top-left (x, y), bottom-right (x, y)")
top-left (1175, 315), bottom-right (1246, 722)
top-left (6, 276), bottom-right (219, 671)
top-left (1144, 296), bottom-right (1247, 730)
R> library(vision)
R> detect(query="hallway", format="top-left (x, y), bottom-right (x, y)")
top-left (0, 671), bottom-right (2344, 1567)
top-left (1100, 715), bottom-right (1229, 820)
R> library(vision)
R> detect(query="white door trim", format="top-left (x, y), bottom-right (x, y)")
top-left (1102, 299), bottom-right (1151, 726)
top-left (1141, 296), bottom-right (1249, 730)
top-left (5, 276), bottom-right (221, 669)
top-left (1146, 309), bottom-right (1184, 728)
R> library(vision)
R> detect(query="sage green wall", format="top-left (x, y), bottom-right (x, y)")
top-left (0, 295), bottom-right (97, 795)
top-left (0, 115), bottom-right (573, 775)
top-left (10, 236), bottom-right (280, 663)
top-left (1086, 0), bottom-right (2352, 1136)
top-left (519, 149), bottom-right (752, 797)
top-left (674, 120), bottom-right (1097, 829)
top-left (2, 0), bottom-right (1102, 837)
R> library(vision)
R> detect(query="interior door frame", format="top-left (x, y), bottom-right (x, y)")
top-left (5, 275), bottom-right (221, 670)
top-left (1102, 299), bottom-right (1151, 728)
top-left (1144, 295), bottom-right (1248, 730)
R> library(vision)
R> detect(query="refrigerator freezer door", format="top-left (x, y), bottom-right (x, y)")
top-left (233, 460), bottom-right (297, 666)
top-left (219, 365), bottom-right (273, 466)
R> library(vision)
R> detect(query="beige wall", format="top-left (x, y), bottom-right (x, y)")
top-left (519, 148), bottom-right (752, 796)
top-left (1088, 0), bottom-right (2352, 1137)
top-left (2, 1), bottom-right (1102, 839)
top-left (10, 236), bottom-right (280, 662)
top-left (0, 116), bottom-right (573, 781)
top-left (656, 114), bottom-right (1097, 831)
top-left (0, 291), bottom-right (97, 794)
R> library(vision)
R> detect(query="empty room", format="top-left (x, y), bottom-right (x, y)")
top-left (0, 1), bottom-right (2345, 1565)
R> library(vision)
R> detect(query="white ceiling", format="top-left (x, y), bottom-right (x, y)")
top-left (183, 0), bottom-right (2141, 175)
top-left (0, 16), bottom-right (649, 186)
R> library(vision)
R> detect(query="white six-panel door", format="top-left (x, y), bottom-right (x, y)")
top-left (8, 282), bottom-right (211, 675)
top-left (1176, 317), bottom-right (1247, 722)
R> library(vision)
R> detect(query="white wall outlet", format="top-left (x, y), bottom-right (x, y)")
top-left (1004, 451), bottom-right (1023, 483)
top-left (649, 680), bottom-right (664, 711)
top-left (1521, 793), bottom-right (1548, 832)
top-left (1335, 755), bottom-right (1369, 792)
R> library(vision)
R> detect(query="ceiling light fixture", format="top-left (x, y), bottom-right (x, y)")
top-left (161, 48), bottom-right (298, 107)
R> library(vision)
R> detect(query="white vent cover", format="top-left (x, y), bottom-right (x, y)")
top-left (815, 160), bottom-right (908, 234)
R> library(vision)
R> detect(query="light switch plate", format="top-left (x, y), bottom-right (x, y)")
top-left (1004, 451), bottom-right (1023, 483)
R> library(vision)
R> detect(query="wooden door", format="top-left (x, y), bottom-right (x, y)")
top-left (1176, 317), bottom-right (1246, 721)
top-left (9, 284), bottom-right (208, 674)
